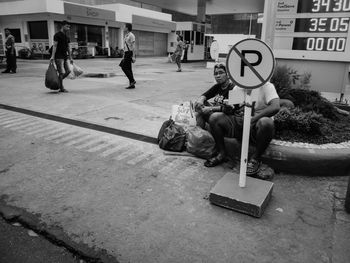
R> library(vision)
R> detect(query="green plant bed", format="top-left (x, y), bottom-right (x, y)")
top-left (270, 65), bottom-right (350, 145)
top-left (274, 111), bottom-right (350, 144)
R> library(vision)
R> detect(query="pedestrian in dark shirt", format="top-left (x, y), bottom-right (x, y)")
top-left (2, 28), bottom-right (17, 74)
top-left (50, 20), bottom-right (72, 92)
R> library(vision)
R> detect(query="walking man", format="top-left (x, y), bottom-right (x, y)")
top-left (120, 23), bottom-right (136, 89)
top-left (2, 28), bottom-right (17, 74)
top-left (50, 20), bottom-right (72, 92)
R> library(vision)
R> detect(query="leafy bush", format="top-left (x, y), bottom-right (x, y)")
top-left (274, 107), bottom-right (350, 144)
top-left (270, 65), bottom-right (293, 99)
top-left (274, 107), bottom-right (326, 136)
top-left (271, 65), bottom-right (312, 99)
top-left (288, 89), bottom-right (339, 120)
top-left (270, 65), bottom-right (350, 144)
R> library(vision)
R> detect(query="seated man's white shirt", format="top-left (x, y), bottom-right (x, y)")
top-left (230, 82), bottom-right (279, 115)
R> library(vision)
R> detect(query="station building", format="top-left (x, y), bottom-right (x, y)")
top-left (0, 0), bottom-right (348, 96)
top-left (0, 0), bottom-right (176, 57)
top-left (0, 0), bottom-right (264, 60)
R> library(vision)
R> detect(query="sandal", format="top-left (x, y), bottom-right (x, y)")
top-left (246, 159), bottom-right (261, 176)
top-left (204, 154), bottom-right (226, 167)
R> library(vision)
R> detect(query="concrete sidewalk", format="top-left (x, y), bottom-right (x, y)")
top-left (0, 58), bottom-right (350, 263)
top-left (0, 57), bottom-right (210, 138)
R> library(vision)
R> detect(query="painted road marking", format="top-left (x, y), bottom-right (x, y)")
top-left (0, 109), bottom-right (202, 177)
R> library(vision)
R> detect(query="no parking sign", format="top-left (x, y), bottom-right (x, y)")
top-left (226, 38), bottom-right (275, 187)
top-left (226, 38), bottom-right (275, 89)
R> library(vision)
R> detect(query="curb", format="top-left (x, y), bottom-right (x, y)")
top-left (0, 195), bottom-right (119, 263)
top-left (224, 138), bottom-right (350, 176)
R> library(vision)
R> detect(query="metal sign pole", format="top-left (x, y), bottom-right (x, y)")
top-left (239, 89), bottom-right (252, 188)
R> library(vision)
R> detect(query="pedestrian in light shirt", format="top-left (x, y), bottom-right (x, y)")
top-left (120, 23), bottom-right (136, 89)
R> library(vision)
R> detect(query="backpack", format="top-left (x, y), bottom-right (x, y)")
top-left (158, 118), bottom-right (186, 152)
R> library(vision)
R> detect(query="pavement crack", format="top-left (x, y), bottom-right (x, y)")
top-left (295, 210), bottom-right (328, 228)
top-left (105, 116), bottom-right (123, 121)
top-left (0, 164), bottom-right (14, 174)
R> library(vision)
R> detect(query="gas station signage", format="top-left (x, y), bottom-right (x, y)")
top-left (274, 0), bottom-right (350, 61)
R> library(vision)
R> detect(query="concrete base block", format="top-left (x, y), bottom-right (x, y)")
top-left (209, 172), bottom-right (273, 218)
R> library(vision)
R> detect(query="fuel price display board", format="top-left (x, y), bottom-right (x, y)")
top-left (274, 0), bottom-right (350, 61)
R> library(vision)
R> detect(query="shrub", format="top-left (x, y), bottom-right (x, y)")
top-left (270, 66), bottom-right (349, 144)
top-left (288, 89), bottom-right (339, 120)
top-left (274, 107), bottom-right (326, 136)
top-left (270, 65), bottom-right (293, 99)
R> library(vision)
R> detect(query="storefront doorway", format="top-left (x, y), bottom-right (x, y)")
top-left (54, 22), bottom-right (104, 56)
top-left (133, 31), bottom-right (167, 56)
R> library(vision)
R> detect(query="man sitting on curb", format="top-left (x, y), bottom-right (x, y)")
top-left (203, 71), bottom-right (280, 176)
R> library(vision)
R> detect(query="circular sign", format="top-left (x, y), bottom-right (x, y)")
top-left (210, 40), bottom-right (219, 61)
top-left (226, 38), bottom-right (275, 89)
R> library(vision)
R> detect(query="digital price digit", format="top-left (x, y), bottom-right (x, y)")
top-left (294, 17), bottom-right (349, 32)
top-left (309, 17), bottom-right (349, 32)
top-left (307, 37), bottom-right (346, 51)
top-left (293, 37), bottom-right (347, 51)
top-left (312, 0), bottom-right (350, 12)
top-left (332, 0), bottom-right (350, 11)
top-left (298, 0), bottom-right (350, 13)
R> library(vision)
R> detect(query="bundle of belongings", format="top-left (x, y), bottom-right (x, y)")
top-left (157, 101), bottom-right (216, 160)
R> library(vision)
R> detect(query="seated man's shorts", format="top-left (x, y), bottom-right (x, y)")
top-left (222, 114), bottom-right (259, 145)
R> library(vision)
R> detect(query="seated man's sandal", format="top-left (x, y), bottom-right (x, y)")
top-left (246, 159), bottom-right (262, 176)
top-left (204, 154), bottom-right (226, 167)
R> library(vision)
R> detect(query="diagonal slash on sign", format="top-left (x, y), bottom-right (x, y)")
top-left (232, 46), bottom-right (265, 83)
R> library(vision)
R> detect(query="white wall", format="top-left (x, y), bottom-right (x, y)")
top-left (0, 0), bottom-right (64, 16)
top-left (122, 0), bottom-right (264, 15)
top-left (187, 44), bottom-right (204, 61)
top-left (97, 3), bottom-right (172, 23)
top-left (176, 22), bottom-right (193, 31)
top-left (205, 34), bottom-right (255, 54)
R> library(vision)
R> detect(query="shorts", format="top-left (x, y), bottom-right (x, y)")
top-left (55, 59), bottom-right (70, 76)
top-left (223, 114), bottom-right (258, 145)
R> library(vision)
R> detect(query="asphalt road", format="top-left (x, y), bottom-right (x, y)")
top-left (0, 217), bottom-right (79, 263)
top-left (0, 58), bottom-right (349, 263)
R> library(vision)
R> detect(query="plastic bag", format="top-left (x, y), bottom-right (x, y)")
top-left (158, 118), bottom-right (186, 152)
top-left (45, 62), bottom-right (60, 90)
top-left (67, 62), bottom-right (75, 79)
top-left (186, 126), bottom-right (216, 159)
top-left (72, 63), bottom-right (83, 77)
top-left (171, 101), bottom-right (196, 127)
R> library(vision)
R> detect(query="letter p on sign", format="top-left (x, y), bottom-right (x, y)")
top-left (226, 39), bottom-right (275, 89)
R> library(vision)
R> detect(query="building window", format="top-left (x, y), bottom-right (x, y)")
top-left (184, 31), bottom-right (191, 42)
top-left (87, 25), bottom-right (103, 46)
top-left (28, 21), bottom-right (48, 39)
top-left (196, 31), bottom-right (204, 45)
top-left (8, 28), bottom-right (21, 43)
